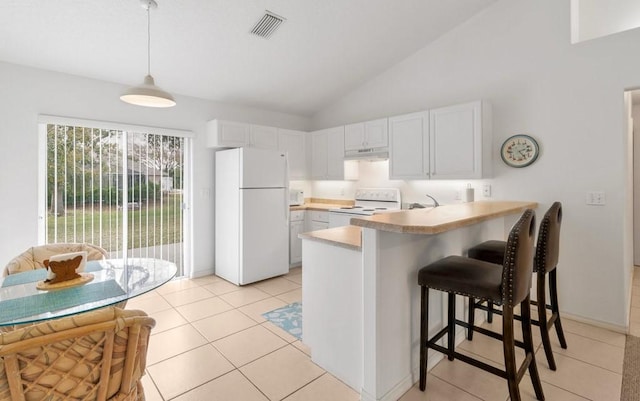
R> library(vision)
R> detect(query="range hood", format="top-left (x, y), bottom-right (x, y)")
top-left (344, 147), bottom-right (389, 161)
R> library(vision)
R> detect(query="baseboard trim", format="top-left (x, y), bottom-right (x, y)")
top-left (360, 374), bottom-right (414, 401)
top-left (189, 269), bottom-right (215, 279)
top-left (561, 311), bottom-right (628, 334)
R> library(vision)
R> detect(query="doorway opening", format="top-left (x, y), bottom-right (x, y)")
top-left (38, 118), bottom-right (192, 277)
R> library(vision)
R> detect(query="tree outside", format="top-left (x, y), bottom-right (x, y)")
top-left (46, 124), bottom-right (185, 256)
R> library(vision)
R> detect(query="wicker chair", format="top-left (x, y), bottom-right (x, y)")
top-left (0, 307), bottom-right (155, 401)
top-left (1, 243), bottom-right (126, 332)
top-left (3, 243), bottom-right (109, 277)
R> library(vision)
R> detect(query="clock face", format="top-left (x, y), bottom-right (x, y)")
top-left (501, 135), bottom-right (539, 168)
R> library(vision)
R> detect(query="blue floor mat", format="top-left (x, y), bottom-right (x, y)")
top-left (262, 302), bottom-right (302, 340)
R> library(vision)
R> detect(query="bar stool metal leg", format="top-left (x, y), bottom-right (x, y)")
top-left (487, 301), bottom-right (494, 323)
top-left (521, 295), bottom-right (545, 400)
top-left (467, 296), bottom-right (475, 340)
top-left (502, 305), bottom-right (519, 400)
top-left (536, 270), bottom-right (557, 371)
top-left (549, 269), bottom-right (568, 349)
top-left (468, 298), bottom-right (494, 338)
top-left (448, 293), bottom-right (456, 360)
top-left (420, 286), bottom-right (429, 391)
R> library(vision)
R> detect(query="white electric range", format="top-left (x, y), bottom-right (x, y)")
top-left (328, 188), bottom-right (402, 228)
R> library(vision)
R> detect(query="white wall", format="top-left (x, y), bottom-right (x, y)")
top-left (311, 0), bottom-right (640, 328)
top-left (0, 61), bottom-right (310, 278)
top-left (632, 103), bottom-right (640, 266)
top-left (572, 0), bottom-right (640, 43)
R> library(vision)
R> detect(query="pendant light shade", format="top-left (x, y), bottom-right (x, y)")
top-left (121, 75), bottom-right (176, 107)
top-left (121, 0), bottom-right (176, 108)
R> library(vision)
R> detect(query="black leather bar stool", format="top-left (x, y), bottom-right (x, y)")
top-left (467, 202), bottom-right (567, 371)
top-left (418, 210), bottom-right (544, 401)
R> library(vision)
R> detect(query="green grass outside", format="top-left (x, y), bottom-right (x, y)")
top-left (47, 195), bottom-right (183, 252)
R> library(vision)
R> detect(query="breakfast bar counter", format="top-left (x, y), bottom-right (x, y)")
top-left (301, 201), bottom-right (537, 401)
top-left (298, 225), bottom-right (362, 250)
top-left (350, 200), bottom-right (536, 233)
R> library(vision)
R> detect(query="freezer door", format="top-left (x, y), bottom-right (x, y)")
top-left (240, 188), bottom-right (289, 284)
top-left (240, 147), bottom-right (287, 188)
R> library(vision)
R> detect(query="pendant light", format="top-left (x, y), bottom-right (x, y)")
top-left (121, 0), bottom-right (176, 108)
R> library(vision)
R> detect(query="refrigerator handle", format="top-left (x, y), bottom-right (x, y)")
top-left (284, 152), bottom-right (290, 227)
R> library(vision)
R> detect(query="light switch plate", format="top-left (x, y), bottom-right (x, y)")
top-left (482, 184), bottom-right (491, 198)
top-left (586, 191), bottom-right (605, 205)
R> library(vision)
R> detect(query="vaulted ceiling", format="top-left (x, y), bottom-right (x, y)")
top-left (0, 0), bottom-right (497, 116)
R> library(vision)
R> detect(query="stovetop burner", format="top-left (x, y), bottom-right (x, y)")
top-left (328, 188), bottom-right (401, 216)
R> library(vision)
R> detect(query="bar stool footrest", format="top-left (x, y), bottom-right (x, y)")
top-left (474, 299), bottom-right (561, 334)
top-left (456, 319), bottom-right (526, 349)
top-left (426, 326), bottom-right (533, 384)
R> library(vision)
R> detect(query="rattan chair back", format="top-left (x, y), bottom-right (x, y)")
top-left (0, 307), bottom-right (155, 401)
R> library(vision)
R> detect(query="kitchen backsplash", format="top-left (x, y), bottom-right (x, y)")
top-left (293, 160), bottom-right (492, 206)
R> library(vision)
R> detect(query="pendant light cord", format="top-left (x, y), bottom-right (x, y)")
top-left (147, 1), bottom-right (151, 76)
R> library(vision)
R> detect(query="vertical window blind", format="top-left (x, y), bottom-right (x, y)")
top-left (44, 122), bottom-right (188, 276)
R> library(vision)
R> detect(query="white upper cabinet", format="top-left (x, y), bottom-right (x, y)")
top-left (344, 118), bottom-right (388, 152)
top-left (327, 126), bottom-right (345, 179)
top-left (278, 128), bottom-right (307, 180)
top-left (344, 123), bottom-right (364, 151)
top-left (311, 126), bottom-right (345, 180)
top-left (250, 125), bottom-right (279, 150)
top-left (206, 120), bottom-right (278, 150)
top-left (388, 101), bottom-right (491, 180)
top-left (206, 120), bottom-right (250, 148)
top-left (429, 101), bottom-right (492, 179)
top-left (389, 111), bottom-right (429, 180)
top-left (311, 130), bottom-right (328, 179)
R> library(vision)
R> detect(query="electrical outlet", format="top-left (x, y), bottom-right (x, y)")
top-left (482, 184), bottom-right (491, 198)
top-left (586, 191), bottom-right (606, 205)
top-left (454, 190), bottom-right (461, 200)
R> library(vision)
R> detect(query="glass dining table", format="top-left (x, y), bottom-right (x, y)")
top-left (0, 258), bottom-right (177, 327)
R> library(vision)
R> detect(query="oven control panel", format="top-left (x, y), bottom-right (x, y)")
top-left (354, 188), bottom-right (401, 202)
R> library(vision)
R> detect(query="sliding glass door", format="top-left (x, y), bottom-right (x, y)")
top-left (39, 120), bottom-right (191, 276)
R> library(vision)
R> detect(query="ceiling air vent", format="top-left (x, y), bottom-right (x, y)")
top-left (250, 11), bottom-right (285, 39)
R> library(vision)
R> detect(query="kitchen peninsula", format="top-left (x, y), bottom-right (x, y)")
top-left (300, 201), bottom-right (537, 401)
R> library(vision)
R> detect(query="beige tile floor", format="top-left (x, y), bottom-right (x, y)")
top-left (129, 267), bottom-right (640, 401)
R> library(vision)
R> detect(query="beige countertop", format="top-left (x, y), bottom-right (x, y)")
top-left (299, 225), bottom-right (362, 251)
top-left (290, 198), bottom-right (354, 211)
top-left (290, 203), bottom-right (344, 211)
top-left (350, 200), bottom-right (538, 234)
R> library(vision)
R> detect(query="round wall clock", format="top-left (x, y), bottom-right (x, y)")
top-left (500, 134), bottom-right (539, 168)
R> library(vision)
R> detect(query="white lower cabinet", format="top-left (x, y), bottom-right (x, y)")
top-left (310, 221), bottom-right (329, 231)
top-left (290, 210), bottom-right (305, 266)
top-left (307, 210), bottom-right (329, 231)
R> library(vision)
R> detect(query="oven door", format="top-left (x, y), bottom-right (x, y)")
top-left (328, 211), bottom-right (359, 228)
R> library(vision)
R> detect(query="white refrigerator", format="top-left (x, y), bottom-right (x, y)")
top-left (215, 147), bottom-right (289, 285)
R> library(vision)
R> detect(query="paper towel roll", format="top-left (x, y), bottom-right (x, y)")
top-left (464, 187), bottom-right (475, 202)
